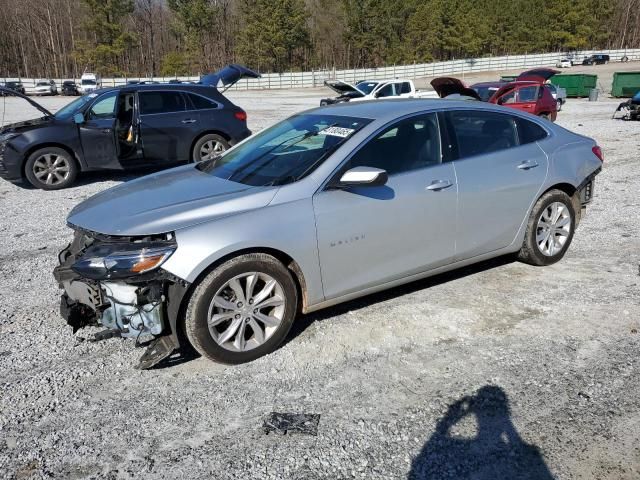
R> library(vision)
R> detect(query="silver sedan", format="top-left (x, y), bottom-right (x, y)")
top-left (53, 100), bottom-right (603, 368)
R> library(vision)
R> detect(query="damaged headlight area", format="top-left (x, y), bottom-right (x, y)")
top-left (53, 228), bottom-right (189, 369)
top-left (71, 242), bottom-right (175, 280)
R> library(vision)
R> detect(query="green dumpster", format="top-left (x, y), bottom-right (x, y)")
top-left (550, 74), bottom-right (597, 98)
top-left (500, 75), bottom-right (517, 82)
top-left (611, 71), bottom-right (640, 97)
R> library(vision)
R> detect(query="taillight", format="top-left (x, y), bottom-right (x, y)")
top-left (592, 145), bottom-right (604, 162)
top-left (234, 110), bottom-right (247, 121)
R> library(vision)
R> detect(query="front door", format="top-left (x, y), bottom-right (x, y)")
top-left (445, 109), bottom-right (548, 260)
top-left (137, 90), bottom-right (194, 163)
top-left (313, 113), bottom-right (458, 300)
top-left (79, 90), bottom-right (120, 170)
top-left (497, 85), bottom-right (539, 115)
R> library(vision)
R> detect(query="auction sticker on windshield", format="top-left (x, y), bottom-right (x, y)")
top-left (319, 126), bottom-right (355, 138)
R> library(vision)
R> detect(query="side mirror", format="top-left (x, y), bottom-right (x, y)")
top-left (338, 166), bottom-right (388, 187)
top-left (73, 113), bottom-right (85, 124)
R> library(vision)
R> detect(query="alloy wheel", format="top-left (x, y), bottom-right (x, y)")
top-left (32, 153), bottom-right (71, 186)
top-left (207, 272), bottom-right (286, 352)
top-left (536, 202), bottom-right (571, 256)
top-left (199, 140), bottom-right (225, 161)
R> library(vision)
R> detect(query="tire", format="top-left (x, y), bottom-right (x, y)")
top-left (24, 147), bottom-right (78, 190)
top-left (556, 100), bottom-right (562, 112)
top-left (192, 133), bottom-right (230, 163)
top-left (184, 253), bottom-right (298, 364)
top-left (517, 189), bottom-right (576, 266)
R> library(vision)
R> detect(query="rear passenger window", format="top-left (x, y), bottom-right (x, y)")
top-left (447, 110), bottom-right (518, 159)
top-left (139, 91), bottom-right (186, 115)
top-left (187, 93), bottom-right (218, 110)
top-left (517, 118), bottom-right (548, 144)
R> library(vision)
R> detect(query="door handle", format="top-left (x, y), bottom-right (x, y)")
top-left (426, 180), bottom-right (453, 191)
top-left (517, 160), bottom-right (539, 170)
top-left (181, 119), bottom-right (197, 124)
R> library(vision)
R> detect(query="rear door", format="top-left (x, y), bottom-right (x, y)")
top-left (79, 90), bottom-right (120, 169)
top-left (138, 90), bottom-right (193, 163)
top-left (444, 109), bottom-right (548, 259)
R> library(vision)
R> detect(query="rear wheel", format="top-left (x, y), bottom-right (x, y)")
top-left (192, 134), bottom-right (230, 163)
top-left (24, 147), bottom-right (78, 190)
top-left (518, 190), bottom-right (576, 266)
top-left (184, 253), bottom-right (298, 364)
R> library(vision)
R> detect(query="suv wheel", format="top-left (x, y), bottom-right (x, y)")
top-left (518, 189), bottom-right (576, 266)
top-left (192, 134), bottom-right (230, 162)
top-left (184, 253), bottom-right (298, 364)
top-left (24, 147), bottom-right (78, 190)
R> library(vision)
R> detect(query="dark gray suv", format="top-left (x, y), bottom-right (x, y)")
top-left (0, 65), bottom-right (258, 189)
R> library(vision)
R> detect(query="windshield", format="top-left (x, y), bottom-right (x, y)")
top-left (82, 79), bottom-right (97, 85)
top-left (199, 114), bottom-right (371, 186)
top-left (356, 81), bottom-right (379, 94)
top-left (54, 94), bottom-right (96, 119)
top-left (36, 82), bottom-right (49, 87)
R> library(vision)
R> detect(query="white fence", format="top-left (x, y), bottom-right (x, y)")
top-left (4, 48), bottom-right (640, 92)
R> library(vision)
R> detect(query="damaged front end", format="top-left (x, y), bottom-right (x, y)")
top-left (53, 227), bottom-right (190, 369)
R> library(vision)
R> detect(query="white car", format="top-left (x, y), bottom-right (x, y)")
top-left (556, 58), bottom-right (572, 68)
top-left (79, 73), bottom-right (100, 94)
top-left (33, 79), bottom-right (57, 96)
top-left (320, 79), bottom-right (438, 105)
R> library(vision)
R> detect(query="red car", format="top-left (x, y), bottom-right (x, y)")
top-left (431, 69), bottom-right (559, 122)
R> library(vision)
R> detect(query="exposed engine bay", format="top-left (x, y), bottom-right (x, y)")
top-left (53, 227), bottom-right (189, 369)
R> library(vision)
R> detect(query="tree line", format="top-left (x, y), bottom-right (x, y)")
top-left (0, 0), bottom-right (638, 79)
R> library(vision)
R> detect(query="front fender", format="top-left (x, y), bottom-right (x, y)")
top-left (161, 197), bottom-right (325, 307)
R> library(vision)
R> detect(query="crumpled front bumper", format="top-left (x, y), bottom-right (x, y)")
top-left (53, 228), bottom-right (191, 368)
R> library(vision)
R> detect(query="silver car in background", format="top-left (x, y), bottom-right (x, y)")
top-left (53, 100), bottom-right (603, 368)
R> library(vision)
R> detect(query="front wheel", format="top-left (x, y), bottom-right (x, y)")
top-left (518, 190), bottom-right (576, 266)
top-left (24, 147), bottom-right (78, 190)
top-left (184, 253), bottom-right (298, 364)
top-left (192, 134), bottom-right (230, 163)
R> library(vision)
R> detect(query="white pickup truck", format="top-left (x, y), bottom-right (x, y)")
top-left (320, 79), bottom-right (438, 105)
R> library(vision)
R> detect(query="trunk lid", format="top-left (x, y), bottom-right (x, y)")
top-left (200, 64), bottom-right (261, 92)
top-left (516, 68), bottom-right (559, 83)
top-left (430, 77), bottom-right (481, 100)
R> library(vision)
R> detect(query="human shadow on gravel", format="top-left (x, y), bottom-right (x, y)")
top-left (287, 254), bottom-right (516, 343)
top-left (407, 386), bottom-right (554, 480)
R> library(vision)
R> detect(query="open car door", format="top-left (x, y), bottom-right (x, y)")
top-left (516, 68), bottom-right (559, 83)
top-left (430, 77), bottom-right (481, 100)
top-left (200, 64), bottom-right (261, 92)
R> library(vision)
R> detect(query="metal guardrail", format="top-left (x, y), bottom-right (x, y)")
top-left (4, 48), bottom-right (640, 92)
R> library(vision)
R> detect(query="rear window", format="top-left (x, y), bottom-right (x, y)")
top-left (139, 91), bottom-right (186, 115)
top-left (446, 110), bottom-right (518, 159)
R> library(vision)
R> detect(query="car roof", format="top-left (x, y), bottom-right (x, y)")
top-left (309, 98), bottom-right (531, 121)
top-left (88, 83), bottom-right (219, 95)
top-left (471, 81), bottom-right (505, 88)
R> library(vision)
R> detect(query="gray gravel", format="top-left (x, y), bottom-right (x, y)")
top-left (1, 90), bottom-right (639, 480)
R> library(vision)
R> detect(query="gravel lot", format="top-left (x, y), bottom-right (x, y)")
top-left (1, 83), bottom-right (639, 480)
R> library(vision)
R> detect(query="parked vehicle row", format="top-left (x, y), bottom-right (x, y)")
top-left (51, 99), bottom-right (603, 367)
top-left (0, 65), bottom-right (259, 189)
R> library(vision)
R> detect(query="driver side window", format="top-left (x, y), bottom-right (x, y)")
top-left (88, 92), bottom-right (118, 119)
top-left (345, 113), bottom-right (441, 176)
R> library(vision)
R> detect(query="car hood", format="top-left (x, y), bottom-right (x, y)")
top-left (0, 116), bottom-right (53, 134)
top-left (0, 86), bottom-right (52, 117)
top-left (430, 77), bottom-right (481, 100)
top-left (200, 64), bottom-right (261, 92)
top-left (516, 68), bottom-right (559, 83)
top-left (67, 165), bottom-right (279, 236)
top-left (324, 80), bottom-right (365, 97)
